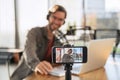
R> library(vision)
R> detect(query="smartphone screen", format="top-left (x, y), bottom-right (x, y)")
top-left (52, 46), bottom-right (87, 64)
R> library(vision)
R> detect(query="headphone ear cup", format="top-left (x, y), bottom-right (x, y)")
top-left (63, 21), bottom-right (65, 24)
top-left (47, 14), bottom-right (50, 20)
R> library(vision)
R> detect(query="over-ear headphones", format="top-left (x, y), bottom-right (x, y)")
top-left (47, 14), bottom-right (49, 20)
top-left (46, 12), bottom-right (51, 20)
top-left (46, 5), bottom-right (67, 24)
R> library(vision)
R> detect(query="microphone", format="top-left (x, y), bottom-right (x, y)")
top-left (53, 30), bottom-right (69, 44)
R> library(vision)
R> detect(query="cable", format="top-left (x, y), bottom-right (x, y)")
top-left (7, 54), bottom-right (12, 80)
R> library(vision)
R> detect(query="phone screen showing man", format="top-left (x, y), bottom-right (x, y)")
top-left (52, 46), bottom-right (87, 64)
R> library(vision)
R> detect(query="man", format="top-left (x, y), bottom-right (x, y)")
top-left (10, 5), bottom-right (67, 80)
top-left (62, 49), bottom-right (74, 63)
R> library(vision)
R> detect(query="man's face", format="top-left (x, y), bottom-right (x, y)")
top-left (48, 11), bottom-right (65, 31)
top-left (68, 49), bottom-right (72, 54)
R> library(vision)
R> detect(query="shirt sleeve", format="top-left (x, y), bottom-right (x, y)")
top-left (23, 28), bottom-right (40, 71)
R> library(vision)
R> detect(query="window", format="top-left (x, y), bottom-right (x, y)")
top-left (0, 0), bottom-right (15, 48)
top-left (18, 0), bottom-right (48, 48)
top-left (0, 0), bottom-right (48, 49)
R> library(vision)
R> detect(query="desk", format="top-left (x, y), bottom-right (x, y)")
top-left (0, 48), bottom-right (23, 79)
top-left (25, 55), bottom-right (120, 80)
top-left (0, 48), bottom-right (22, 53)
top-left (0, 48), bottom-right (23, 62)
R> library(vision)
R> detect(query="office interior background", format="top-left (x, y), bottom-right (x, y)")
top-left (0, 0), bottom-right (120, 52)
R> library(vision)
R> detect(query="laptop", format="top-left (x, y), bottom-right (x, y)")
top-left (49, 38), bottom-right (115, 76)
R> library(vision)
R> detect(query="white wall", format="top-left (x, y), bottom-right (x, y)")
top-left (17, 0), bottom-right (48, 48)
top-left (0, 0), bottom-right (15, 48)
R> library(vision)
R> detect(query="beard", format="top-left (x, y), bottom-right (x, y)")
top-left (49, 23), bottom-right (61, 31)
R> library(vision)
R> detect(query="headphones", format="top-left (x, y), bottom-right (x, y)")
top-left (46, 12), bottom-right (51, 20)
top-left (46, 5), bottom-right (66, 24)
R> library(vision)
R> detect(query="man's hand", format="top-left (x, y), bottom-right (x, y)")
top-left (34, 61), bottom-right (53, 75)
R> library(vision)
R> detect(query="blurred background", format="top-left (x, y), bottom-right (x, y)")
top-left (1, 0), bottom-right (120, 48)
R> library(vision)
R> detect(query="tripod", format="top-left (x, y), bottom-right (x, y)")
top-left (64, 63), bottom-right (73, 80)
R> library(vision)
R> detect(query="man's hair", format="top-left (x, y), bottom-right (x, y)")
top-left (47, 5), bottom-right (67, 21)
top-left (68, 49), bottom-right (72, 54)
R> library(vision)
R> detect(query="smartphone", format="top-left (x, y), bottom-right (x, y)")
top-left (52, 46), bottom-right (87, 64)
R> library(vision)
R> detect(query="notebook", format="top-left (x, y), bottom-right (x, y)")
top-left (49, 38), bottom-right (115, 76)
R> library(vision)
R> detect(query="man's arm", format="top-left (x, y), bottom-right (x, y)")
top-left (23, 28), bottom-right (40, 71)
top-left (23, 28), bottom-right (53, 74)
